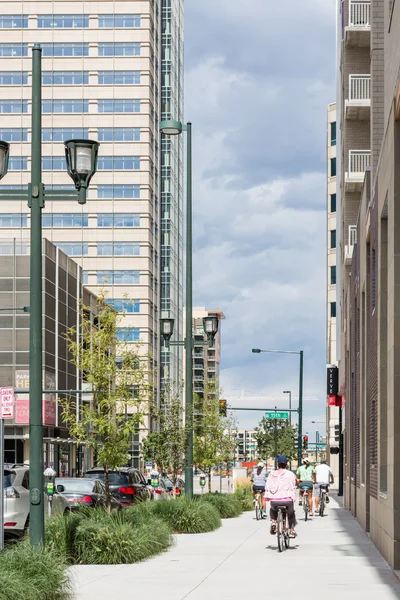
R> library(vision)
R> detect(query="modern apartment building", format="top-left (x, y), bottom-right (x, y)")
top-left (337, 0), bottom-right (400, 569)
top-left (0, 2), bottom-right (184, 429)
top-left (326, 103), bottom-right (339, 478)
top-left (183, 307), bottom-right (225, 397)
top-left (232, 430), bottom-right (258, 464)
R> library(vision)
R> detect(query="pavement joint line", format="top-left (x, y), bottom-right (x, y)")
top-left (71, 563), bottom-right (127, 590)
top-left (180, 520), bottom-right (263, 600)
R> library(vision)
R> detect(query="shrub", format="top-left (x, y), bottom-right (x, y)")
top-left (45, 511), bottom-right (84, 563)
top-left (0, 542), bottom-right (71, 600)
top-left (198, 493), bottom-right (243, 518)
top-left (149, 497), bottom-right (221, 533)
top-left (73, 510), bottom-right (171, 565)
top-left (234, 478), bottom-right (254, 512)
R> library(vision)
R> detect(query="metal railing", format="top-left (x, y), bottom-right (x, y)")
top-left (349, 1), bottom-right (370, 26)
top-left (348, 225), bottom-right (357, 248)
top-left (348, 150), bottom-right (371, 175)
top-left (349, 75), bottom-right (371, 101)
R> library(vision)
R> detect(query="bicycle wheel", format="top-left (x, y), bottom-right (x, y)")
top-left (303, 494), bottom-right (308, 521)
top-left (277, 511), bottom-right (284, 553)
top-left (320, 493), bottom-right (325, 517)
top-left (255, 502), bottom-right (261, 521)
top-left (284, 515), bottom-right (290, 548)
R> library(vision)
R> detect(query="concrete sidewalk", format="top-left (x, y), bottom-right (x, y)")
top-left (71, 497), bottom-right (400, 599)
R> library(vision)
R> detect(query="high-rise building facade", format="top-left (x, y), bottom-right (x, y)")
top-left (326, 102), bottom-right (339, 477)
top-left (0, 3), bottom-right (184, 432)
top-left (337, 0), bottom-right (400, 569)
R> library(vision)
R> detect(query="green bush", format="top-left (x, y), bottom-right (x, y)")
top-left (149, 497), bottom-right (221, 534)
top-left (45, 511), bottom-right (84, 563)
top-left (234, 480), bottom-right (254, 512)
top-left (199, 493), bottom-right (243, 518)
top-left (73, 510), bottom-right (171, 565)
top-left (0, 542), bottom-right (71, 600)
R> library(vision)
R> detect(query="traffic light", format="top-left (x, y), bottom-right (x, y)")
top-left (330, 447), bottom-right (340, 455)
top-left (303, 435), bottom-right (308, 450)
top-left (219, 400), bottom-right (227, 416)
top-left (334, 424), bottom-right (340, 442)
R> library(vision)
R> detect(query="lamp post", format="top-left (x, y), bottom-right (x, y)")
top-left (252, 348), bottom-right (304, 467)
top-left (0, 45), bottom-right (99, 547)
top-left (283, 390), bottom-right (292, 424)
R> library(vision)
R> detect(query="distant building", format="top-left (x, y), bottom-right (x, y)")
top-left (232, 430), bottom-right (258, 464)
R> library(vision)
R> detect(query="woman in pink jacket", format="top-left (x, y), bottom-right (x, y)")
top-left (264, 455), bottom-right (297, 537)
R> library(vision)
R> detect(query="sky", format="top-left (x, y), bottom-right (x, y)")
top-left (184, 0), bottom-right (337, 438)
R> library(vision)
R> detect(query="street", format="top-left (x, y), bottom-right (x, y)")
top-left (71, 494), bottom-right (400, 599)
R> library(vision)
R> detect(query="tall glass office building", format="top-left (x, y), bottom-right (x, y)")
top-left (0, 1), bottom-right (184, 459)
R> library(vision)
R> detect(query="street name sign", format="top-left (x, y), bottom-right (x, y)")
top-left (264, 411), bottom-right (289, 419)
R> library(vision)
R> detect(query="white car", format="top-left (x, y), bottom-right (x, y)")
top-left (4, 466), bottom-right (70, 537)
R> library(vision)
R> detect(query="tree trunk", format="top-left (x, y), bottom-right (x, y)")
top-left (208, 470), bottom-right (212, 493)
top-left (104, 463), bottom-right (111, 512)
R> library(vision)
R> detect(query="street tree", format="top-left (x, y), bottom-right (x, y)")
top-left (254, 417), bottom-right (297, 463)
top-left (61, 295), bottom-right (152, 509)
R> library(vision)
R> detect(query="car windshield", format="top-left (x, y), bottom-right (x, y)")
top-left (84, 472), bottom-right (128, 485)
top-left (4, 472), bottom-right (13, 488)
top-left (56, 479), bottom-right (94, 493)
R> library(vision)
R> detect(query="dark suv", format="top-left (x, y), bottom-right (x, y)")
top-left (84, 468), bottom-right (151, 506)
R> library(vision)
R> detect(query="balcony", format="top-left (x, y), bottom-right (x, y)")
top-left (345, 225), bottom-right (357, 266)
top-left (345, 150), bottom-right (371, 192)
top-left (345, 75), bottom-right (371, 120)
top-left (345, 1), bottom-right (370, 47)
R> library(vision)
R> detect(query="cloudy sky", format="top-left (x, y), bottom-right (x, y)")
top-left (185, 0), bottom-right (336, 437)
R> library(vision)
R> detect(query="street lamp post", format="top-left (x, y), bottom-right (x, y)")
top-left (0, 45), bottom-right (99, 547)
top-left (252, 348), bottom-right (304, 466)
top-left (283, 390), bottom-right (292, 424)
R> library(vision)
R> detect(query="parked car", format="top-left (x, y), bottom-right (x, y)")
top-left (84, 467), bottom-right (151, 506)
top-left (146, 476), bottom-right (170, 500)
top-left (55, 477), bottom-right (121, 511)
top-left (161, 476), bottom-right (184, 497)
top-left (4, 467), bottom-right (70, 538)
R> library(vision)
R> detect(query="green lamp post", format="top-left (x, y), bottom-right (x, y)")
top-left (0, 44), bottom-right (99, 547)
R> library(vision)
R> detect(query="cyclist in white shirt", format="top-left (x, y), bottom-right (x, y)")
top-left (313, 460), bottom-right (334, 513)
top-left (251, 462), bottom-right (268, 516)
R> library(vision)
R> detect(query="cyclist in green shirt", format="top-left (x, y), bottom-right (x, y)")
top-left (296, 457), bottom-right (315, 515)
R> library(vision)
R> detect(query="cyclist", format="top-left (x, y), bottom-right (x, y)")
top-left (296, 456), bottom-right (315, 516)
top-left (251, 461), bottom-right (267, 517)
top-left (265, 455), bottom-right (297, 538)
top-left (313, 460), bottom-right (334, 513)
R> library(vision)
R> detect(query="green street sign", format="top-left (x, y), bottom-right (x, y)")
top-left (264, 411), bottom-right (289, 419)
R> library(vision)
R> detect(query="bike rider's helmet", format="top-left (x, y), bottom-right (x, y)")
top-left (257, 462), bottom-right (264, 468)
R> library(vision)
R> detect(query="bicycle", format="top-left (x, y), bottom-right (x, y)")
top-left (254, 491), bottom-right (265, 520)
top-left (275, 505), bottom-right (290, 553)
top-left (318, 484), bottom-right (328, 517)
top-left (301, 486), bottom-right (312, 521)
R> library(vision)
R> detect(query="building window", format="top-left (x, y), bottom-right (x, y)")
top-left (98, 15), bottom-right (141, 28)
top-left (42, 156), bottom-right (67, 171)
top-left (97, 242), bottom-right (140, 256)
top-left (0, 72), bottom-right (28, 85)
top-left (116, 327), bottom-right (140, 342)
top-left (330, 157), bottom-right (336, 177)
top-left (97, 213), bottom-right (140, 227)
top-left (98, 156), bottom-right (140, 170)
top-left (97, 270), bottom-right (140, 284)
top-left (98, 99), bottom-right (140, 113)
top-left (97, 185), bottom-right (140, 198)
top-left (0, 214), bottom-right (28, 227)
top-left (42, 100), bottom-right (89, 113)
top-left (105, 299), bottom-right (140, 313)
top-left (98, 43), bottom-right (141, 57)
top-left (98, 128), bottom-right (140, 142)
top-left (0, 44), bottom-right (28, 57)
top-left (330, 194), bottom-right (336, 213)
top-left (0, 16), bottom-right (28, 28)
top-left (0, 242), bottom-right (29, 255)
top-left (41, 44), bottom-right (89, 57)
top-left (42, 128), bottom-right (88, 142)
top-left (98, 71), bottom-right (140, 85)
top-left (42, 71), bottom-right (88, 85)
top-left (330, 229), bottom-right (336, 249)
top-left (330, 265), bottom-right (336, 285)
top-left (82, 271), bottom-right (89, 284)
top-left (330, 302), bottom-right (336, 318)
top-left (42, 214), bottom-right (88, 227)
top-left (9, 157), bottom-right (28, 170)
top-left (55, 242), bottom-right (88, 256)
top-left (330, 122), bottom-right (336, 146)
top-left (0, 128), bottom-right (28, 142)
top-left (0, 100), bottom-right (28, 114)
top-left (372, 248), bottom-right (376, 311)
top-left (38, 15), bottom-right (89, 28)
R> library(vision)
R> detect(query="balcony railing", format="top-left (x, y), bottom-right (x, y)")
top-left (349, 1), bottom-right (370, 27)
top-left (348, 150), bottom-right (371, 176)
top-left (349, 75), bottom-right (371, 101)
top-left (345, 225), bottom-right (357, 264)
